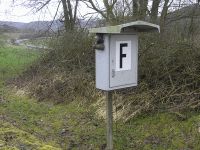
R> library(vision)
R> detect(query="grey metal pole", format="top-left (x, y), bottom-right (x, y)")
top-left (106, 91), bottom-right (113, 150)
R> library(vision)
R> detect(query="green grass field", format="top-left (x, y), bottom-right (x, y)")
top-left (0, 45), bottom-right (56, 149)
top-left (0, 46), bottom-right (39, 80)
top-left (1, 42), bottom-right (200, 149)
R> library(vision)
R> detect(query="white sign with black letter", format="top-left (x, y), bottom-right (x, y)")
top-left (116, 41), bottom-right (131, 71)
top-left (95, 34), bottom-right (138, 90)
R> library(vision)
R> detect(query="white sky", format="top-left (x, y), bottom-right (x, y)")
top-left (0, 0), bottom-right (197, 23)
top-left (0, 0), bottom-right (96, 23)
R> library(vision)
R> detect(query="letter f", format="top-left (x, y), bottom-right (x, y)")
top-left (120, 43), bottom-right (128, 68)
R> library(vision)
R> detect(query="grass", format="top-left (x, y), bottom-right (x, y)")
top-left (0, 120), bottom-right (60, 150)
top-left (0, 44), bottom-right (51, 149)
top-left (0, 92), bottom-right (107, 149)
top-left (1, 37), bottom-right (200, 149)
top-left (0, 43), bottom-right (105, 149)
top-left (114, 113), bottom-right (200, 149)
top-left (1, 90), bottom-right (200, 149)
top-left (0, 46), bottom-right (39, 81)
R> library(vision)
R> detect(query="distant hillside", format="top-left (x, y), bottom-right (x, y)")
top-left (0, 20), bottom-right (63, 32)
top-left (0, 18), bottom-right (100, 33)
top-left (0, 24), bottom-right (19, 32)
top-left (164, 4), bottom-right (200, 42)
top-left (166, 4), bottom-right (200, 25)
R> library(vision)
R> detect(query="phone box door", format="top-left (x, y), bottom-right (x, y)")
top-left (109, 34), bottom-right (138, 89)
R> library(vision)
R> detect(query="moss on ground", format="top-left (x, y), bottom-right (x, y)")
top-left (114, 113), bottom-right (200, 149)
top-left (0, 90), bottom-right (106, 149)
top-left (0, 119), bottom-right (60, 150)
top-left (1, 90), bottom-right (200, 149)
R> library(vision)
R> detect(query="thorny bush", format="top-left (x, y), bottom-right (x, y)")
top-left (14, 31), bottom-right (200, 120)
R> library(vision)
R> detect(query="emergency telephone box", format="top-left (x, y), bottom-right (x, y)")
top-left (90, 21), bottom-right (160, 91)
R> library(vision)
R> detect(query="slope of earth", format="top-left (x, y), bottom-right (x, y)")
top-left (1, 32), bottom-right (200, 149)
top-left (0, 45), bottom-right (60, 149)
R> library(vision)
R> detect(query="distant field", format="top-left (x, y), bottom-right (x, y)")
top-left (0, 32), bottom-right (22, 42)
top-left (24, 38), bottom-right (51, 47)
top-left (3, 32), bottom-right (22, 39)
top-left (0, 46), bottom-right (39, 81)
top-left (0, 44), bottom-right (58, 149)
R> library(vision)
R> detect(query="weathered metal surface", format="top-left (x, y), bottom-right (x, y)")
top-left (95, 34), bottom-right (138, 91)
top-left (89, 20), bottom-right (160, 34)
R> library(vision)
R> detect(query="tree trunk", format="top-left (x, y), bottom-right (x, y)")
top-left (61, 0), bottom-right (70, 31)
top-left (87, 0), bottom-right (119, 25)
top-left (160, 0), bottom-right (170, 34)
top-left (132, 0), bottom-right (139, 19)
top-left (61, 0), bottom-right (77, 31)
top-left (138, 0), bottom-right (148, 20)
top-left (150, 0), bottom-right (161, 23)
top-left (103, 0), bottom-right (116, 25)
top-left (67, 0), bottom-right (74, 28)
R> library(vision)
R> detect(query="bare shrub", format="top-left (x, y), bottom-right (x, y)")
top-left (14, 30), bottom-right (200, 121)
top-left (18, 30), bottom-right (97, 104)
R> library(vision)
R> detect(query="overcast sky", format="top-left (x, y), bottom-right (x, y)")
top-left (0, 0), bottom-right (95, 23)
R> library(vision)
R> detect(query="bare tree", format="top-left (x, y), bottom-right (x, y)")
top-left (132, 0), bottom-right (139, 18)
top-left (13, 0), bottom-right (79, 31)
top-left (83, 0), bottom-right (151, 24)
top-left (60, 0), bottom-right (79, 31)
top-left (82, 0), bottom-right (118, 25)
top-left (160, 0), bottom-right (172, 33)
top-left (150, 0), bottom-right (161, 23)
top-left (138, 0), bottom-right (148, 20)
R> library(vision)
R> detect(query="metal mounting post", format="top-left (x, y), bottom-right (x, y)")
top-left (106, 91), bottom-right (113, 150)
